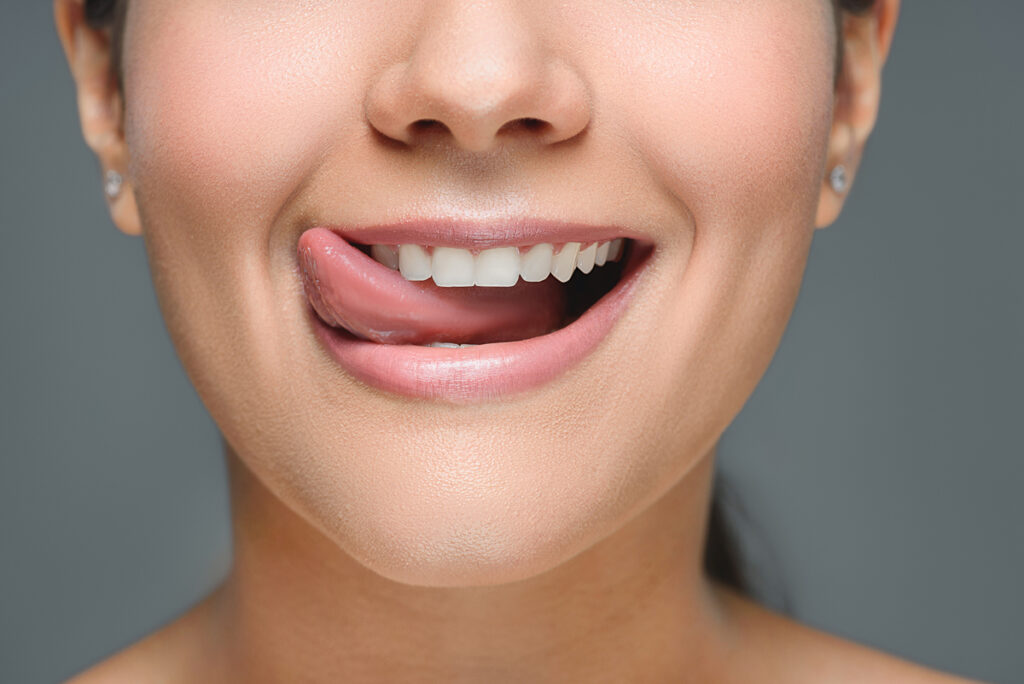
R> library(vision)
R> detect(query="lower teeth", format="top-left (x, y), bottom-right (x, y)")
top-left (424, 342), bottom-right (478, 348)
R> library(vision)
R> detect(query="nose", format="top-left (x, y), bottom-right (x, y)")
top-left (364, 1), bottom-right (591, 154)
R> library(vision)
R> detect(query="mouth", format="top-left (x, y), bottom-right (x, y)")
top-left (298, 221), bottom-right (654, 402)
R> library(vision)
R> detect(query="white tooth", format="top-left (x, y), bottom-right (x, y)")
top-left (425, 342), bottom-right (478, 348)
top-left (471, 245), bottom-right (520, 286)
top-left (398, 244), bottom-right (432, 281)
top-left (576, 243), bottom-right (597, 274)
top-left (475, 246), bottom-right (521, 287)
top-left (520, 243), bottom-right (554, 282)
top-left (431, 247), bottom-right (475, 287)
top-left (550, 242), bottom-right (580, 283)
top-left (595, 241), bottom-right (610, 267)
top-left (607, 238), bottom-right (625, 262)
top-left (371, 244), bottom-right (399, 270)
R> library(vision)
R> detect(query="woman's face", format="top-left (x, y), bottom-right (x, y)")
top-left (123, 0), bottom-right (837, 585)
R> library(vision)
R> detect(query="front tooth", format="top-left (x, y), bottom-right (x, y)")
top-left (371, 244), bottom-right (399, 270)
top-left (576, 243), bottom-right (597, 274)
top-left (432, 247), bottom-right (475, 287)
top-left (520, 243), bottom-right (554, 282)
top-left (427, 341), bottom-right (460, 348)
top-left (607, 238), bottom-right (624, 262)
top-left (550, 242), bottom-right (580, 282)
top-left (595, 241), bottom-right (610, 267)
top-left (398, 244), bottom-right (432, 281)
top-left (475, 246), bottom-right (521, 286)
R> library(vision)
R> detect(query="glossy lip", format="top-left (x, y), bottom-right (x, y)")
top-left (306, 228), bottom-right (654, 403)
top-left (334, 218), bottom-right (644, 249)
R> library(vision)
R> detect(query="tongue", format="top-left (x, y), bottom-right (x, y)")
top-left (298, 228), bottom-right (567, 345)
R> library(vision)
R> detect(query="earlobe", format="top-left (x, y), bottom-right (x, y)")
top-left (54, 0), bottom-right (141, 236)
top-left (815, 120), bottom-right (855, 228)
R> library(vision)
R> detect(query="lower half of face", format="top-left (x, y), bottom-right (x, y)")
top-left (124, 0), bottom-right (835, 585)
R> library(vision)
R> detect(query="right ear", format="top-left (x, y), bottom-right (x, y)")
top-left (54, 0), bottom-right (141, 236)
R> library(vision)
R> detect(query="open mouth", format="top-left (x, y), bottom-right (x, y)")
top-left (355, 238), bottom-right (632, 344)
top-left (298, 225), bottom-right (653, 401)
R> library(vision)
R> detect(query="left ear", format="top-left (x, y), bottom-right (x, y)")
top-left (816, 0), bottom-right (901, 228)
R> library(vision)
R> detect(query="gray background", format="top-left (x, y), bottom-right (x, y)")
top-left (1, 1), bottom-right (1021, 682)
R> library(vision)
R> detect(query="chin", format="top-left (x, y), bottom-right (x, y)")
top-left (320, 488), bottom-right (610, 588)
top-left (344, 526), bottom-right (577, 588)
top-left (256, 447), bottom-right (624, 589)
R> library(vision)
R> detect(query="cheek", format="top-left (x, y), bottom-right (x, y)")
top-left (600, 3), bottom-right (836, 224)
top-left (119, 3), bottom-right (379, 444)
top-left (586, 4), bottom-right (836, 427)
top-left (120, 1), bottom-right (385, 384)
top-left (123, 1), bottom-right (370, 226)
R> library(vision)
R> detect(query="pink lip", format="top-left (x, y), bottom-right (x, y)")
top-left (333, 218), bottom-right (643, 249)
top-left (302, 223), bottom-right (652, 403)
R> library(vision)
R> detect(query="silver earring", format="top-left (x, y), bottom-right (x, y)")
top-left (829, 164), bottom-right (849, 194)
top-left (104, 169), bottom-right (123, 199)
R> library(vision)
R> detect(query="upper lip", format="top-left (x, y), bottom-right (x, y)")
top-left (323, 218), bottom-right (650, 249)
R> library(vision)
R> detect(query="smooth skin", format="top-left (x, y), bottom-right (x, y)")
top-left (55, 0), bottom-right (981, 681)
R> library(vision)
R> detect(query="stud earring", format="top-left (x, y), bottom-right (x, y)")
top-left (828, 164), bottom-right (849, 195)
top-left (104, 169), bottom-right (123, 199)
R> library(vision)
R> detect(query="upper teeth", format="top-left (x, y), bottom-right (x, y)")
top-left (372, 239), bottom-right (625, 287)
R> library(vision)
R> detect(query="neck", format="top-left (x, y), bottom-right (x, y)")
top-left (208, 444), bottom-right (732, 682)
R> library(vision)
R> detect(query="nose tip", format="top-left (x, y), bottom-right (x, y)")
top-left (364, 7), bottom-right (591, 154)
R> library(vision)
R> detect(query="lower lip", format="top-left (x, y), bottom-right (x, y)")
top-left (308, 245), bottom-right (651, 403)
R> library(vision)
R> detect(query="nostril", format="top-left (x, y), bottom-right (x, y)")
top-left (498, 117), bottom-right (550, 136)
top-left (411, 119), bottom-right (448, 133)
top-left (404, 117), bottom-right (552, 151)
top-left (403, 119), bottom-right (452, 143)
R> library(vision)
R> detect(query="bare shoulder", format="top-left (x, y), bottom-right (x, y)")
top-left (64, 590), bottom-right (224, 684)
top-left (714, 584), bottom-right (987, 684)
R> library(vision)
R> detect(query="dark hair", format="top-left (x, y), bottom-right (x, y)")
top-left (81, 0), bottom-right (877, 601)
